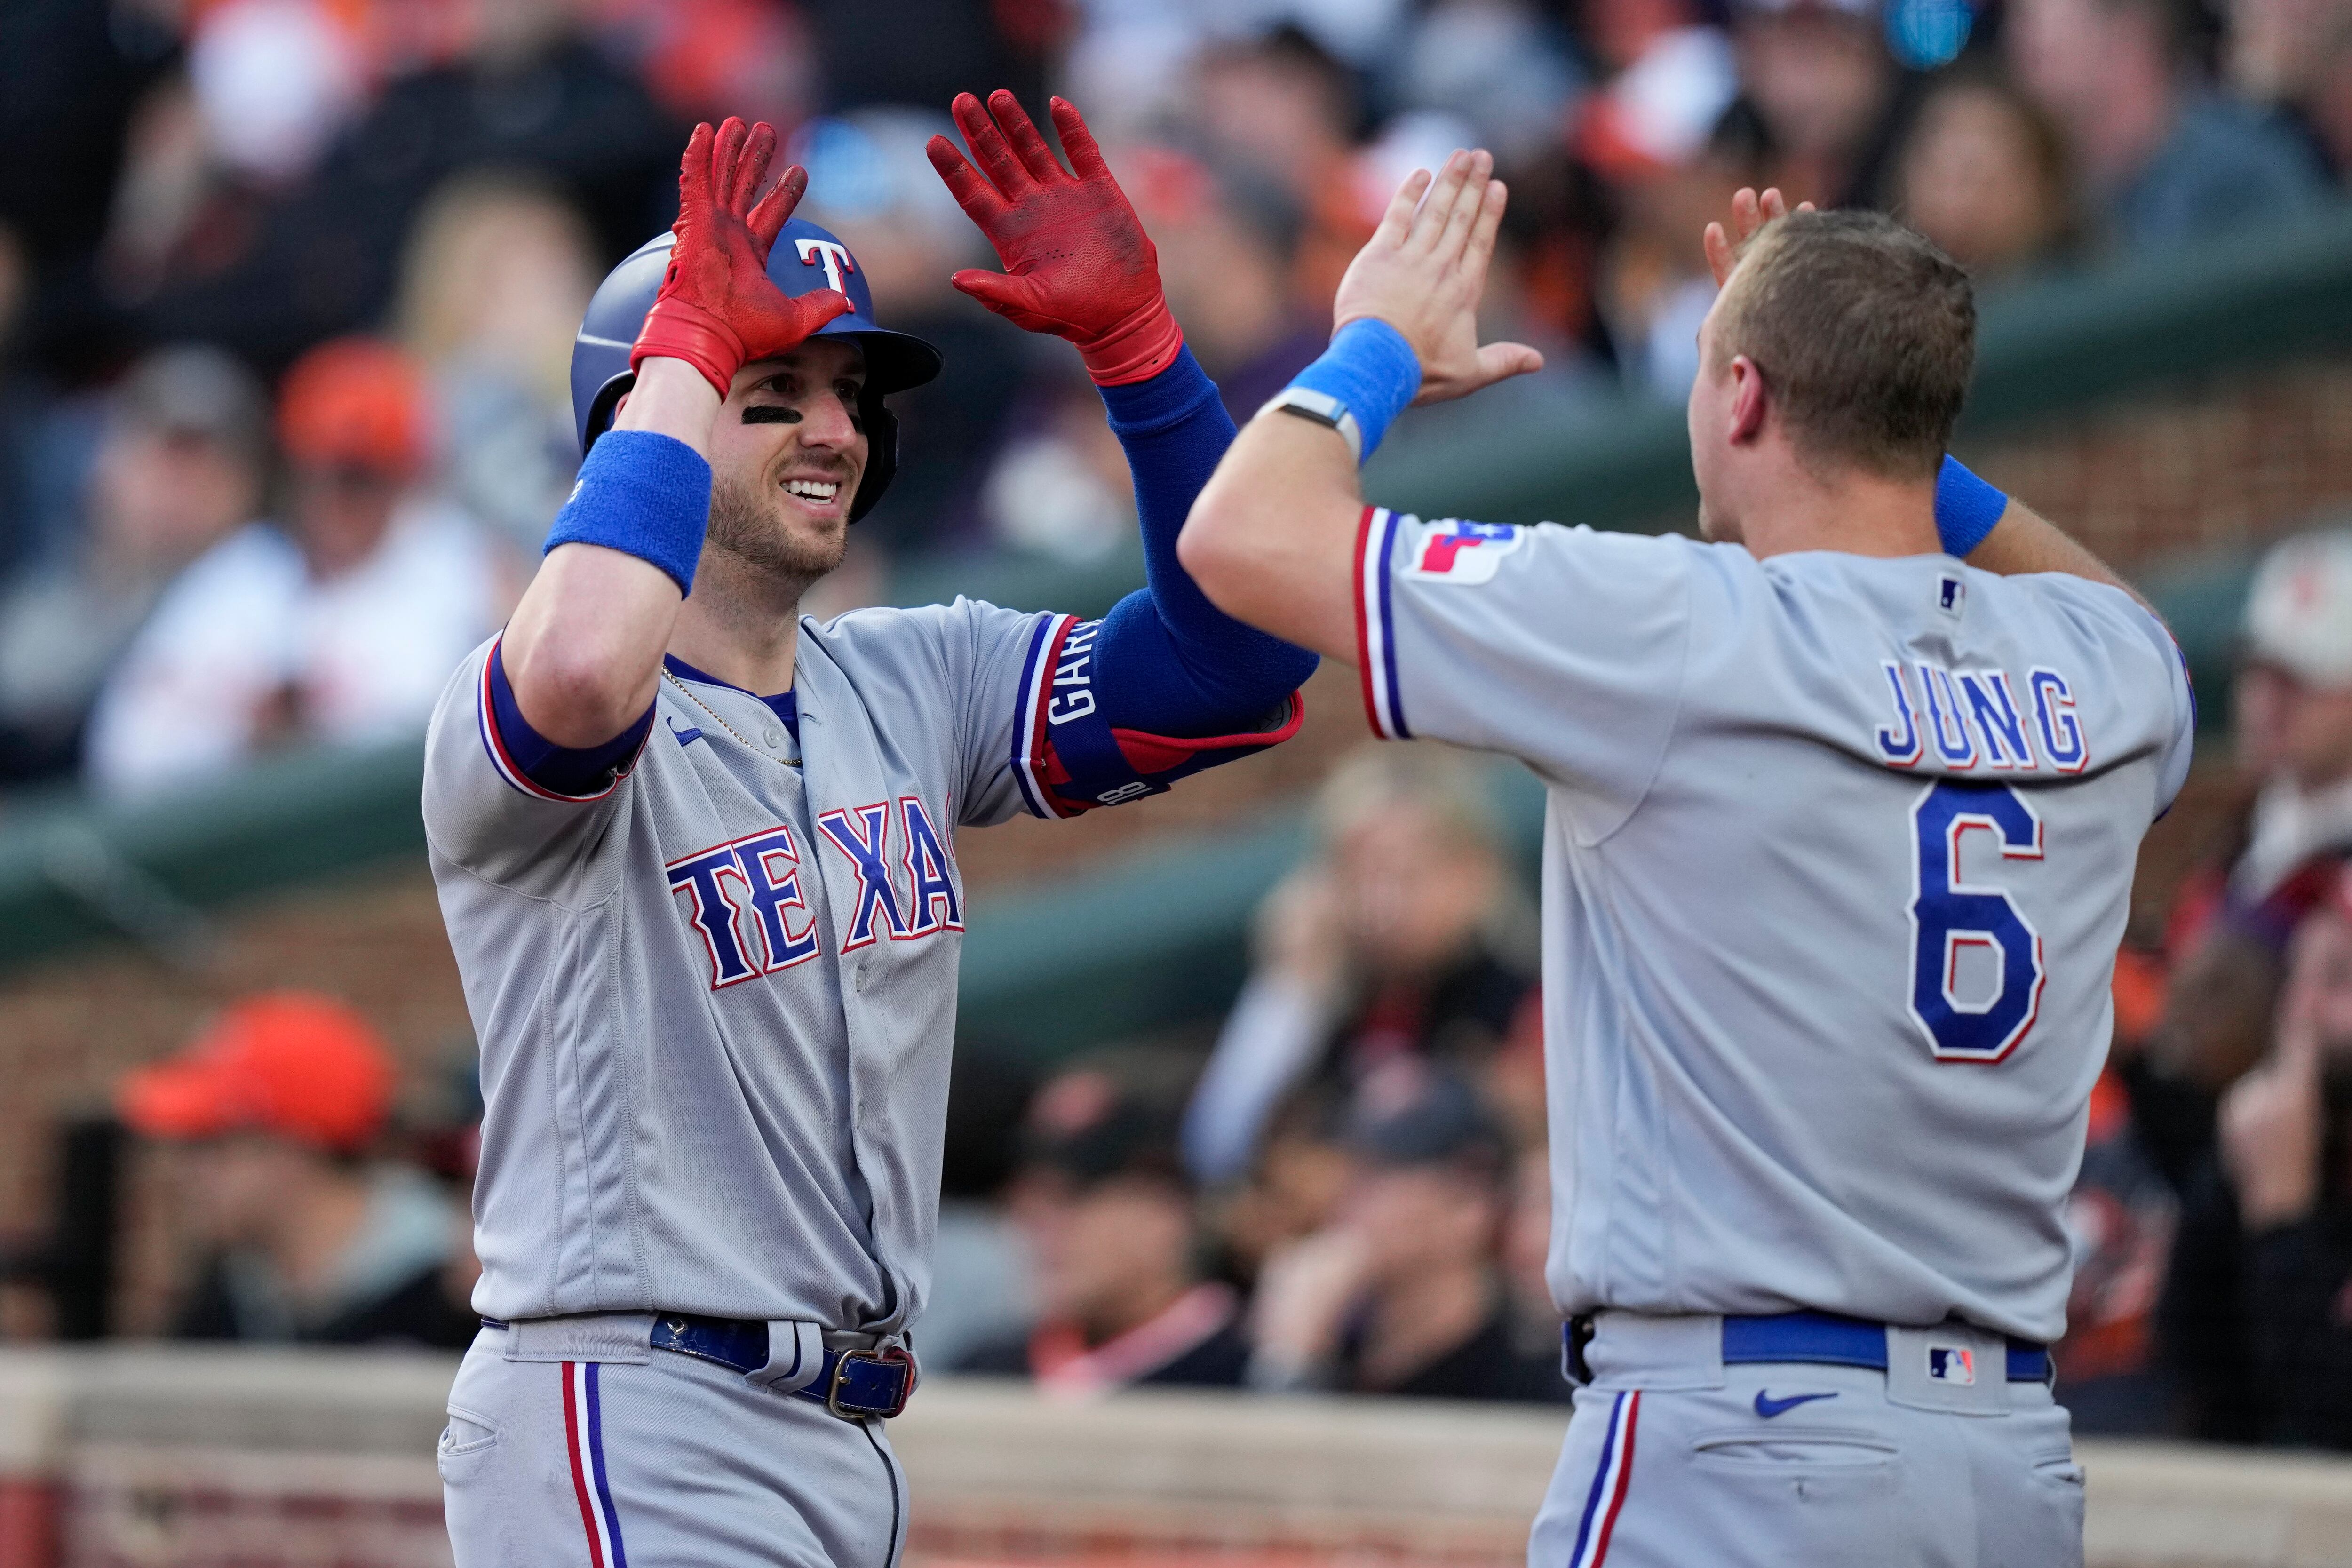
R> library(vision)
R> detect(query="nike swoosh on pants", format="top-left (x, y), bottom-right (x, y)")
top-left (1753, 1389), bottom-right (1840, 1419)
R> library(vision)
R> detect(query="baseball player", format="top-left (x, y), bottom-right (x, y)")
top-left (425, 97), bottom-right (1313, 1568)
top-left (1179, 153), bottom-right (2195, 1567)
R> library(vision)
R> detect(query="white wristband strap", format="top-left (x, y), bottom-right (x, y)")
top-left (1257, 386), bottom-right (1364, 464)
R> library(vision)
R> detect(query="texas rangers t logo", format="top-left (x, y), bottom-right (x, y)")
top-left (795, 238), bottom-right (857, 294)
top-left (1402, 518), bottom-right (1523, 583)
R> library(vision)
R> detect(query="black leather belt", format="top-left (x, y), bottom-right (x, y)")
top-left (481, 1315), bottom-right (915, 1419)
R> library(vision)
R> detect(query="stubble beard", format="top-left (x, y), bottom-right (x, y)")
top-left (705, 462), bottom-right (849, 590)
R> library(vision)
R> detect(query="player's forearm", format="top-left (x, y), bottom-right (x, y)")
top-left (1179, 410), bottom-right (1365, 661)
top-left (506, 359), bottom-right (717, 747)
top-left (1100, 346), bottom-right (1242, 627)
top-left (1094, 348), bottom-right (1318, 731)
top-left (503, 549), bottom-right (678, 745)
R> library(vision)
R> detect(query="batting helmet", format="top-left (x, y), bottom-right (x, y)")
top-left (569, 217), bottom-right (944, 522)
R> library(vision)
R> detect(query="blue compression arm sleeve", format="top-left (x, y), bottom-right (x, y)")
top-left (1935, 454), bottom-right (2009, 558)
top-left (1089, 346), bottom-right (1319, 735)
top-left (543, 430), bottom-right (713, 595)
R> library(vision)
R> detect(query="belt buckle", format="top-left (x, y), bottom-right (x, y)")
top-left (825, 1345), bottom-right (915, 1420)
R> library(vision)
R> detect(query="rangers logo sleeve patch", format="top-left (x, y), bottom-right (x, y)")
top-left (1399, 517), bottom-right (1524, 584)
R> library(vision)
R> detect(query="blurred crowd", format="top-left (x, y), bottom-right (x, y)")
top-left (4, 0), bottom-right (2351, 796)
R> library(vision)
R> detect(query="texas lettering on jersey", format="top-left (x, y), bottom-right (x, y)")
top-left (1871, 659), bottom-right (2088, 774)
top-left (665, 796), bottom-right (961, 990)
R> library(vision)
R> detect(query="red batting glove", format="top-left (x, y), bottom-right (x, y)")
top-left (926, 92), bottom-right (1183, 386)
top-left (634, 118), bottom-right (853, 399)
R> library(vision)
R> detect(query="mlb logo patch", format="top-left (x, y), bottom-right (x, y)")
top-left (1402, 518), bottom-right (1523, 584)
top-left (1927, 1346), bottom-right (1977, 1385)
top-left (1938, 575), bottom-right (1965, 615)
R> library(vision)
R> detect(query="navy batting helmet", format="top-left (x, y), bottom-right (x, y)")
top-left (569, 217), bottom-right (944, 522)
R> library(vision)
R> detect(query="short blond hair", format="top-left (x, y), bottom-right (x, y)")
top-left (1714, 211), bottom-right (1975, 480)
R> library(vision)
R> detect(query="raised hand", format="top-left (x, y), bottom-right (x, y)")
top-left (1702, 187), bottom-right (1813, 290)
top-left (925, 92), bottom-right (1182, 385)
top-left (633, 117), bottom-right (853, 397)
top-left (2221, 926), bottom-right (2333, 1229)
top-left (1331, 149), bottom-right (1542, 407)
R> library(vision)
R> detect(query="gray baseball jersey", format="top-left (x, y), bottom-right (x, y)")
top-left (1351, 509), bottom-right (2195, 1344)
top-left (424, 600), bottom-right (1295, 1335)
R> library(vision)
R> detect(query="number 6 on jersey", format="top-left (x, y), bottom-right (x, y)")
top-left (1908, 781), bottom-right (2048, 1063)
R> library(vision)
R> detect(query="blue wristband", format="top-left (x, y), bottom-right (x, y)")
top-left (1934, 454), bottom-right (2008, 558)
top-left (543, 430), bottom-right (712, 596)
top-left (1287, 318), bottom-right (1422, 464)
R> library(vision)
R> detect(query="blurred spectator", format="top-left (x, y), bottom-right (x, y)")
top-left (1722, 0), bottom-right (1910, 210)
top-left (1384, 0), bottom-right (1586, 167)
top-left (1191, 28), bottom-right (1373, 309)
top-left (802, 0), bottom-right (1052, 119)
top-left (395, 172), bottom-right (597, 552)
top-left (0, 346), bottom-right (270, 785)
top-left (2052, 947), bottom-right (2182, 1433)
top-left (116, 992), bottom-right (473, 1347)
top-left (1891, 68), bottom-right (2083, 276)
top-left (1060, 3), bottom-right (1213, 143)
top-left (2008, 0), bottom-right (2327, 248)
top-left (83, 336), bottom-right (509, 798)
top-left (1567, 0), bottom-right (1751, 395)
top-left (1137, 151), bottom-right (1322, 416)
top-left (1208, 1092), bottom-right (1359, 1293)
top-left (119, 0), bottom-right (681, 374)
top-left (2225, 0), bottom-right (2352, 177)
top-left (1246, 1062), bottom-right (1565, 1401)
top-left (2157, 528), bottom-right (2352, 1099)
top-left (1575, 8), bottom-right (1741, 177)
top-left (186, 0), bottom-right (368, 186)
top-left (1184, 745), bottom-right (1537, 1186)
top-left (0, 0), bottom-right (175, 373)
top-left (1590, 114), bottom-right (1764, 398)
top-left (0, 223), bottom-right (41, 579)
top-left (2164, 869), bottom-right (2352, 1447)
top-left (961, 1067), bottom-right (1249, 1393)
top-left (1549, 0), bottom-right (1730, 381)
top-left (920, 1047), bottom-right (1037, 1374)
top-left (979, 365), bottom-right (1137, 563)
top-left (591, 0), bottom-right (818, 130)
top-left (794, 108), bottom-right (1022, 551)
top-left (1502, 1142), bottom-right (1564, 1357)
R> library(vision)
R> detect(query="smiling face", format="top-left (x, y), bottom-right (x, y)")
top-left (702, 337), bottom-right (870, 584)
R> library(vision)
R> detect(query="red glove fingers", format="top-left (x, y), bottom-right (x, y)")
top-left (633, 118), bottom-right (852, 400)
top-left (925, 92), bottom-right (1183, 386)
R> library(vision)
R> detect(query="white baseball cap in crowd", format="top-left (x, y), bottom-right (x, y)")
top-left (2244, 527), bottom-right (2352, 688)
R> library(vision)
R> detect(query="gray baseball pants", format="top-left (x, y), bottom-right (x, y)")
top-left (438, 1321), bottom-right (906, 1568)
top-left (1528, 1313), bottom-right (2084, 1568)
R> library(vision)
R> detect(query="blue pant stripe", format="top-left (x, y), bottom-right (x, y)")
top-left (585, 1363), bottom-right (629, 1568)
top-left (1568, 1390), bottom-right (1627, 1566)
